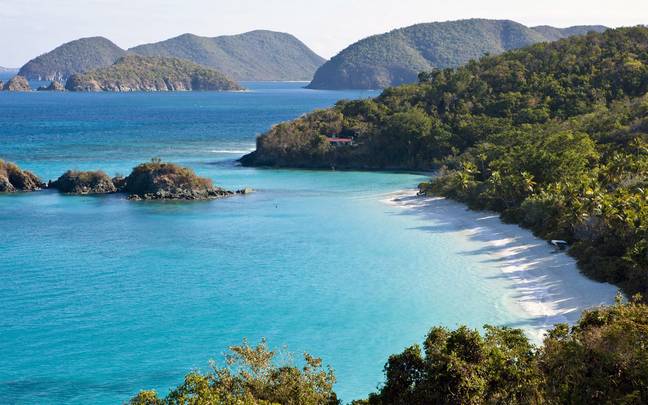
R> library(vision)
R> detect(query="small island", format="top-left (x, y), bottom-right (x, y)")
top-left (1, 76), bottom-right (31, 92)
top-left (46, 159), bottom-right (251, 200)
top-left (64, 55), bottom-right (243, 92)
top-left (49, 170), bottom-right (117, 194)
top-left (121, 159), bottom-right (236, 200)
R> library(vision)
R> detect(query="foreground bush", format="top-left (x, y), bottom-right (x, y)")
top-left (130, 339), bottom-right (339, 405)
top-left (131, 298), bottom-right (647, 404)
top-left (364, 295), bottom-right (647, 405)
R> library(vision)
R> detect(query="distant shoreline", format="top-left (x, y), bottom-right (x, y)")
top-left (385, 189), bottom-right (619, 342)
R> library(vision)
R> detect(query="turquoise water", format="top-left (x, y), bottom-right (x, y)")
top-left (0, 83), bottom-right (524, 404)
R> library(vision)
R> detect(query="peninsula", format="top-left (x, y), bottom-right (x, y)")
top-left (65, 55), bottom-right (243, 92)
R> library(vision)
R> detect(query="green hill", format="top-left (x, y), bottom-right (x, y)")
top-left (129, 30), bottom-right (326, 81)
top-left (242, 26), bottom-right (648, 298)
top-left (307, 19), bottom-right (607, 89)
top-left (531, 24), bottom-right (609, 41)
top-left (65, 55), bottom-right (243, 92)
top-left (18, 37), bottom-right (127, 81)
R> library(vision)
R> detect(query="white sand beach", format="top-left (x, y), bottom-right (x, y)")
top-left (385, 189), bottom-right (619, 342)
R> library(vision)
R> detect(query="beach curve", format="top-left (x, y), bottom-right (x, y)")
top-left (384, 189), bottom-right (619, 342)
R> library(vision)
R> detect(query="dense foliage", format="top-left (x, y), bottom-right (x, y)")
top-left (130, 30), bottom-right (325, 81)
top-left (131, 299), bottom-right (648, 404)
top-left (243, 27), bottom-right (648, 297)
top-left (65, 55), bottom-right (242, 92)
top-left (307, 19), bottom-right (606, 89)
top-left (130, 339), bottom-right (339, 405)
top-left (18, 37), bottom-right (127, 81)
top-left (361, 296), bottom-right (648, 405)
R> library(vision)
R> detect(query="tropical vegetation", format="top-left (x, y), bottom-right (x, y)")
top-left (307, 19), bottom-right (607, 89)
top-left (131, 297), bottom-right (648, 404)
top-left (130, 339), bottom-right (338, 405)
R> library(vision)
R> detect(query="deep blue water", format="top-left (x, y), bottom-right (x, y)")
top-left (0, 83), bottom-right (526, 404)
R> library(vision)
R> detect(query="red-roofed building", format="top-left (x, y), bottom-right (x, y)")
top-left (326, 137), bottom-right (354, 146)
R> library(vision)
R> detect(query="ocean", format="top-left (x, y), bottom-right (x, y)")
top-left (0, 82), bottom-right (528, 403)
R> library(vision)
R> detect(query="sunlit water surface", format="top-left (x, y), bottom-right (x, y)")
top-left (1, 82), bottom-right (529, 403)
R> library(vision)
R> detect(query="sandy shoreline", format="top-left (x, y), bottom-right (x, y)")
top-left (384, 189), bottom-right (618, 342)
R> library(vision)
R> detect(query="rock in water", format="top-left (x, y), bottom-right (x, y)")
top-left (236, 187), bottom-right (254, 195)
top-left (3, 76), bottom-right (31, 92)
top-left (0, 160), bottom-right (45, 192)
top-left (37, 80), bottom-right (65, 91)
top-left (123, 160), bottom-right (234, 200)
top-left (49, 170), bottom-right (117, 194)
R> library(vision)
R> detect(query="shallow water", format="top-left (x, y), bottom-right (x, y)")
top-left (1, 83), bottom-right (529, 403)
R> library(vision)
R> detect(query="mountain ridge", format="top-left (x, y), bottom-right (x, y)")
top-left (129, 30), bottom-right (325, 81)
top-left (307, 19), bottom-right (608, 89)
top-left (18, 30), bottom-right (325, 82)
top-left (18, 37), bottom-right (127, 81)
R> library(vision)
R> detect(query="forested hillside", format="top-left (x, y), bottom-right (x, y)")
top-left (307, 19), bottom-right (607, 89)
top-left (130, 30), bottom-right (325, 81)
top-left (241, 27), bottom-right (648, 297)
top-left (18, 37), bottom-right (127, 81)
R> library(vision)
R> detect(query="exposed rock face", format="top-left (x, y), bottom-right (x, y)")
top-left (65, 55), bottom-right (243, 92)
top-left (49, 170), bottom-right (117, 194)
top-left (37, 81), bottom-right (66, 91)
top-left (0, 160), bottom-right (45, 192)
top-left (123, 160), bottom-right (234, 200)
top-left (0, 80), bottom-right (3, 89)
top-left (3, 76), bottom-right (31, 92)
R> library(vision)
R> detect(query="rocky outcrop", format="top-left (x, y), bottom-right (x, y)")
top-left (4, 159), bottom-right (250, 201)
top-left (123, 160), bottom-right (233, 200)
top-left (2, 76), bottom-right (31, 92)
top-left (37, 81), bottom-right (66, 91)
top-left (49, 170), bottom-right (117, 194)
top-left (0, 160), bottom-right (45, 192)
top-left (65, 55), bottom-right (243, 92)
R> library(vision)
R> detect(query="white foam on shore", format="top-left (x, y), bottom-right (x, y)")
top-left (209, 149), bottom-right (255, 154)
top-left (384, 189), bottom-right (618, 342)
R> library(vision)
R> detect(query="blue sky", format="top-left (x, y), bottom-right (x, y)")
top-left (0, 0), bottom-right (646, 67)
